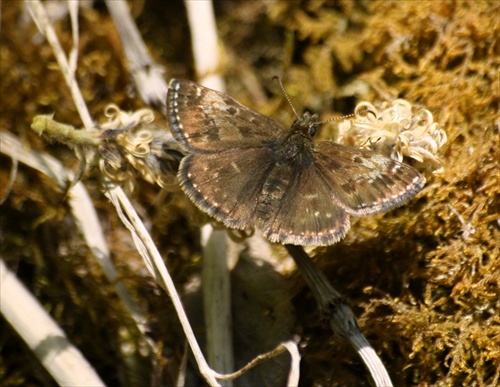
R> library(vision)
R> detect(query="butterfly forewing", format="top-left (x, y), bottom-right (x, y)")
top-left (168, 80), bottom-right (286, 153)
top-left (179, 147), bottom-right (276, 230)
top-left (314, 142), bottom-right (425, 216)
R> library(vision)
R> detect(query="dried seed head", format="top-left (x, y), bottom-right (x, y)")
top-left (337, 99), bottom-right (447, 174)
top-left (98, 104), bottom-right (184, 189)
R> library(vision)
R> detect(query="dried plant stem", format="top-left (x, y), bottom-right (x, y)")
top-left (105, 0), bottom-right (168, 108)
top-left (184, 0), bottom-right (225, 91)
top-left (26, 0), bottom-right (92, 129)
top-left (25, 0), bottom-right (150, 328)
top-left (184, 0), bottom-right (234, 383)
top-left (26, 1), bottom-right (219, 385)
top-left (105, 187), bottom-right (219, 385)
top-left (213, 340), bottom-right (300, 386)
top-left (0, 130), bottom-right (152, 384)
top-left (285, 245), bottom-right (393, 387)
top-left (0, 132), bottom-right (138, 319)
top-left (201, 227), bottom-right (235, 379)
top-left (0, 259), bottom-right (105, 386)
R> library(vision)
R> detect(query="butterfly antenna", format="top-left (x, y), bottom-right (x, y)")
top-left (273, 76), bottom-right (300, 119)
top-left (317, 109), bottom-right (374, 125)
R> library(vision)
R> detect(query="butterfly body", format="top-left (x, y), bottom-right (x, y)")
top-left (167, 79), bottom-right (425, 246)
top-left (274, 113), bottom-right (317, 164)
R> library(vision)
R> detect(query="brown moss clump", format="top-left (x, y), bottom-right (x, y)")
top-left (260, 1), bottom-right (498, 386)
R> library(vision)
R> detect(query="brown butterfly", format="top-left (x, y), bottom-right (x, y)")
top-left (167, 79), bottom-right (425, 246)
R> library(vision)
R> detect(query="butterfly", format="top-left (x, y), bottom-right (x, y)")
top-left (167, 79), bottom-right (425, 246)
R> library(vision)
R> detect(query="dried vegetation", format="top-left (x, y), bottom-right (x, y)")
top-left (0, 1), bottom-right (498, 386)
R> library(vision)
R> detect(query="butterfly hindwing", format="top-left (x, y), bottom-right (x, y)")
top-left (314, 142), bottom-right (425, 216)
top-left (259, 162), bottom-right (351, 246)
top-left (179, 147), bottom-right (276, 230)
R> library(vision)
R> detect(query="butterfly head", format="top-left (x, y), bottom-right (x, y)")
top-left (291, 112), bottom-right (319, 139)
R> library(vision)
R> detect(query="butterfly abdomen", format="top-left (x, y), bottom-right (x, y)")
top-left (255, 164), bottom-right (291, 223)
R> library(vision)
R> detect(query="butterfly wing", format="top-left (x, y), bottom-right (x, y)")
top-left (259, 163), bottom-right (351, 246)
top-left (259, 142), bottom-right (424, 246)
top-left (314, 142), bottom-right (425, 216)
top-left (168, 79), bottom-right (425, 246)
top-left (168, 79), bottom-right (286, 153)
top-left (179, 147), bottom-right (276, 230)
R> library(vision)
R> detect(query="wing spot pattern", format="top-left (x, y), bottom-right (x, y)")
top-left (231, 161), bottom-right (241, 173)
